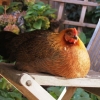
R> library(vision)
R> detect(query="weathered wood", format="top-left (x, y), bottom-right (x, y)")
top-left (52, 0), bottom-right (100, 6)
top-left (0, 63), bottom-right (38, 100)
top-left (87, 19), bottom-right (100, 71)
top-left (79, 0), bottom-right (88, 24)
top-left (62, 87), bottom-right (77, 100)
top-left (83, 88), bottom-right (100, 96)
top-left (63, 20), bottom-right (96, 28)
top-left (29, 70), bottom-right (100, 87)
top-left (52, 0), bottom-right (97, 29)
top-left (20, 74), bottom-right (55, 100)
top-left (0, 63), bottom-right (100, 88)
top-left (57, 2), bottom-right (64, 20)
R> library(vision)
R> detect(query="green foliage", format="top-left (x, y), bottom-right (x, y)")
top-left (71, 88), bottom-right (100, 100)
top-left (0, 6), bottom-right (4, 15)
top-left (0, 78), bottom-right (27, 100)
top-left (7, 2), bottom-right (22, 13)
top-left (0, 1), bottom-right (56, 33)
top-left (24, 1), bottom-right (56, 31)
top-left (65, 4), bottom-right (81, 21)
top-left (71, 88), bottom-right (91, 100)
top-left (47, 86), bottom-right (65, 99)
top-left (79, 32), bottom-right (87, 45)
top-left (0, 55), bottom-right (8, 62)
top-left (96, 0), bottom-right (100, 3)
top-left (85, 6), bottom-right (100, 24)
top-left (47, 87), bottom-right (99, 100)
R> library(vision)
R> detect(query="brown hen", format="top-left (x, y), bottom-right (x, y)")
top-left (15, 28), bottom-right (90, 78)
top-left (0, 27), bottom-right (90, 78)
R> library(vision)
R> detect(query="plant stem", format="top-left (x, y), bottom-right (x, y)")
top-left (4, 5), bottom-right (6, 14)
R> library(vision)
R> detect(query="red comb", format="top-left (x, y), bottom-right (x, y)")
top-left (73, 28), bottom-right (77, 35)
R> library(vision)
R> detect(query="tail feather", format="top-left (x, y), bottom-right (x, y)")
top-left (0, 31), bottom-right (17, 60)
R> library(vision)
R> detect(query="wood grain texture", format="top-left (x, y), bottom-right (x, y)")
top-left (52, 0), bottom-right (100, 6)
top-left (52, 0), bottom-right (97, 28)
top-left (0, 63), bottom-right (100, 87)
top-left (62, 87), bottom-right (77, 100)
top-left (0, 63), bottom-right (38, 100)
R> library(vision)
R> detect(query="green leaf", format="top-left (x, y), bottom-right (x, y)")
top-left (79, 32), bottom-right (87, 44)
top-left (96, 0), bottom-right (100, 2)
top-left (9, 2), bottom-right (22, 8)
top-left (0, 78), bottom-right (7, 89)
top-left (8, 92), bottom-right (22, 100)
top-left (86, 38), bottom-right (91, 44)
top-left (47, 86), bottom-right (65, 97)
top-left (92, 16), bottom-right (98, 23)
top-left (0, 96), bottom-right (14, 100)
top-left (49, 91), bottom-right (58, 99)
top-left (72, 97), bottom-right (91, 100)
top-left (0, 6), bottom-right (4, 14)
top-left (72, 88), bottom-right (92, 100)
top-left (33, 19), bottom-right (42, 29)
top-left (95, 13), bottom-right (100, 18)
top-left (43, 9), bottom-right (56, 16)
top-left (26, 11), bottom-right (34, 15)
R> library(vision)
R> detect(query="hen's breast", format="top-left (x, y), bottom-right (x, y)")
top-left (34, 44), bottom-right (90, 78)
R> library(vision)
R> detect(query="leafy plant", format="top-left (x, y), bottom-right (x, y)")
top-left (47, 86), bottom-right (65, 99)
top-left (79, 32), bottom-right (87, 45)
top-left (0, 1), bottom-right (56, 33)
top-left (64, 4), bottom-right (82, 21)
top-left (24, 1), bottom-right (56, 31)
top-left (0, 6), bottom-right (4, 15)
top-left (85, 6), bottom-right (100, 24)
top-left (0, 78), bottom-right (27, 100)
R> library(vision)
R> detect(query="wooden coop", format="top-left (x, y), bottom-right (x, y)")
top-left (0, 0), bottom-right (100, 100)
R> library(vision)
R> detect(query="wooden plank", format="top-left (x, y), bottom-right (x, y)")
top-left (87, 19), bottom-right (100, 71)
top-left (30, 70), bottom-right (100, 87)
top-left (78, 0), bottom-right (88, 31)
top-left (0, 63), bottom-right (38, 100)
top-left (0, 63), bottom-right (100, 88)
top-left (83, 87), bottom-right (100, 96)
top-left (87, 19), bottom-right (100, 50)
top-left (79, 0), bottom-right (87, 23)
top-left (20, 74), bottom-right (55, 100)
top-left (63, 20), bottom-right (96, 28)
top-left (62, 87), bottom-right (77, 100)
top-left (52, 0), bottom-right (100, 7)
top-left (57, 2), bottom-right (64, 20)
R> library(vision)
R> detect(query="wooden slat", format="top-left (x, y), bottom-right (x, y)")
top-left (52, 0), bottom-right (97, 29)
top-left (83, 87), bottom-right (100, 96)
top-left (52, 0), bottom-right (100, 6)
top-left (79, 0), bottom-right (87, 23)
top-left (78, 0), bottom-right (88, 31)
top-left (62, 87), bottom-right (77, 100)
top-left (30, 70), bottom-right (100, 87)
top-left (57, 2), bottom-right (64, 20)
top-left (0, 63), bottom-right (100, 87)
top-left (87, 19), bottom-right (100, 71)
top-left (0, 63), bottom-right (38, 100)
top-left (20, 74), bottom-right (55, 100)
top-left (63, 20), bottom-right (96, 28)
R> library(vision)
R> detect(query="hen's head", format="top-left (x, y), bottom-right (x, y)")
top-left (60, 28), bottom-right (78, 44)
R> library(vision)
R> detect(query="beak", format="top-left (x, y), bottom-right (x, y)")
top-left (73, 35), bottom-right (78, 40)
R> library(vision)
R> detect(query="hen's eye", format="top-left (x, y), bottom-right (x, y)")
top-left (67, 31), bottom-right (71, 35)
